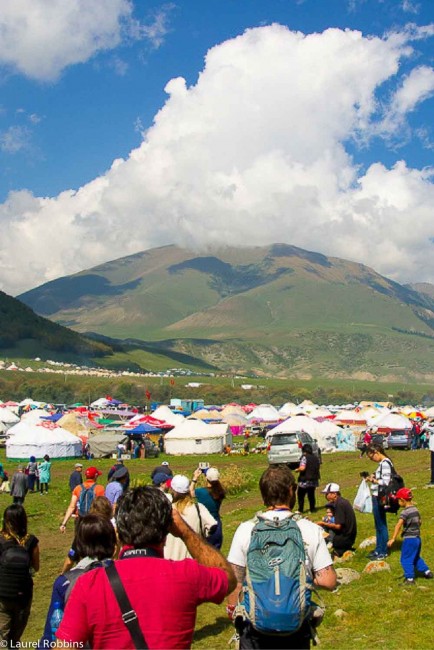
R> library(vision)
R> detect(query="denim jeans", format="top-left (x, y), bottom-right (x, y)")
top-left (372, 496), bottom-right (388, 555)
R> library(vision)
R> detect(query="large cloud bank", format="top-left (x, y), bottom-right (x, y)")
top-left (1, 23), bottom-right (434, 294)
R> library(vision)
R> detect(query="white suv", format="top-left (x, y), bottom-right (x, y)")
top-left (267, 431), bottom-right (321, 467)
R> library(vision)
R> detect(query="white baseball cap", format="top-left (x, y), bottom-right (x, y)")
top-left (321, 482), bottom-right (340, 494)
top-left (170, 474), bottom-right (190, 494)
top-left (206, 467), bottom-right (220, 482)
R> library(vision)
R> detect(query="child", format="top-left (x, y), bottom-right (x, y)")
top-left (387, 487), bottom-right (433, 585)
top-left (320, 506), bottom-right (335, 543)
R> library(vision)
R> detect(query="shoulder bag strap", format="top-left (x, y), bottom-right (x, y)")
top-left (105, 563), bottom-right (148, 650)
top-left (194, 502), bottom-right (205, 537)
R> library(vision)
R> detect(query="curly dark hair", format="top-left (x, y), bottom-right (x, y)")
top-left (74, 514), bottom-right (116, 561)
top-left (116, 486), bottom-right (172, 548)
top-left (259, 465), bottom-right (296, 508)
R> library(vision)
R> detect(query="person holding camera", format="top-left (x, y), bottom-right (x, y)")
top-left (190, 466), bottom-right (226, 549)
top-left (165, 475), bottom-right (217, 560)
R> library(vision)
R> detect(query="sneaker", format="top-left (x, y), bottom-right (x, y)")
top-left (424, 571), bottom-right (433, 579)
top-left (401, 578), bottom-right (416, 586)
top-left (367, 551), bottom-right (387, 560)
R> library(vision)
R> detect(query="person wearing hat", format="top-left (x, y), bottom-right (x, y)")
top-left (10, 465), bottom-right (29, 505)
top-left (105, 466), bottom-right (129, 511)
top-left (107, 460), bottom-right (130, 491)
top-left (387, 488), bottom-right (433, 584)
top-left (316, 483), bottom-right (357, 557)
top-left (165, 475), bottom-right (217, 561)
top-left (60, 467), bottom-right (105, 532)
top-left (151, 461), bottom-right (173, 481)
top-left (69, 463), bottom-right (83, 492)
top-left (190, 466), bottom-right (225, 549)
top-left (152, 472), bottom-right (172, 502)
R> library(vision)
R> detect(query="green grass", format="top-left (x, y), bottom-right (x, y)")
top-left (1, 447), bottom-right (433, 649)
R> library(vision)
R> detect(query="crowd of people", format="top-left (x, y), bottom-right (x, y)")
top-left (0, 437), bottom-right (433, 649)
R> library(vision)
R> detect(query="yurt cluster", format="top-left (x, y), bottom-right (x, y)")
top-left (1, 396), bottom-right (433, 460)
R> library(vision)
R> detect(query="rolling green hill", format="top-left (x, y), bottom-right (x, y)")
top-left (18, 244), bottom-right (434, 380)
top-left (0, 290), bottom-right (112, 361)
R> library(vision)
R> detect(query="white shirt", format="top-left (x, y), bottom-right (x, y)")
top-left (164, 502), bottom-right (217, 561)
top-left (227, 510), bottom-right (333, 580)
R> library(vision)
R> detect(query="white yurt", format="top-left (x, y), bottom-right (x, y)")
top-left (0, 407), bottom-right (20, 425)
top-left (164, 419), bottom-right (232, 455)
top-left (151, 405), bottom-right (185, 426)
top-left (6, 422), bottom-right (82, 459)
top-left (247, 404), bottom-right (280, 422)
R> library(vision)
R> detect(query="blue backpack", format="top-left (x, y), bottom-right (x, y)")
top-left (243, 515), bottom-right (312, 635)
top-left (77, 483), bottom-right (97, 516)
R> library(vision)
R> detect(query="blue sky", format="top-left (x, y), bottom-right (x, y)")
top-left (0, 0), bottom-right (434, 294)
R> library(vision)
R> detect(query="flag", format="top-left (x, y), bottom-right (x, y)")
top-left (145, 390), bottom-right (151, 400)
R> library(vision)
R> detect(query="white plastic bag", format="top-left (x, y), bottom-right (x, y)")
top-left (353, 479), bottom-right (372, 513)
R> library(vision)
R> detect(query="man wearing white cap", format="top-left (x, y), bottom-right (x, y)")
top-left (317, 483), bottom-right (357, 556)
top-left (69, 463), bottom-right (83, 492)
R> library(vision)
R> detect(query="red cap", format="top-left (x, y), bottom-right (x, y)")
top-left (395, 487), bottom-right (412, 501)
top-left (85, 466), bottom-right (102, 479)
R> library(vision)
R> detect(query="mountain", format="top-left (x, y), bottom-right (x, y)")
top-left (0, 290), bottom-right (112, 362)
top-left (18, 244), bottom-right (434, 381)
top-left (407, 282), bottom-right (434, 301)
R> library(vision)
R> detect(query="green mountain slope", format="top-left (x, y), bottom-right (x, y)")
top-left (18, 244), bottom-right (434, 380)
top-left (0, 290), bottom-right (112, 361)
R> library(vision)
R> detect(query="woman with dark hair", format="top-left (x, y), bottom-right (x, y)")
top-left (0, 505), bottom-right (39, 645)
top-left (190, 466), bottom-right (226, 549)
top-left (26, 457), bottom-right (38, 493)
top-left (40, 514), bottom-right (116, 645)
top-left (38, 455), bottom-right (51, 495)
top-left (294, 443), bottom-right (321, 513)
top-left (365, 443), bottom-right (393, 560)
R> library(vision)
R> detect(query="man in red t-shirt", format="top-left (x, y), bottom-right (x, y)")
top-left (59, 466), bottom-right (105, 532)
top-left (57, 486), bottom-right (236, 649)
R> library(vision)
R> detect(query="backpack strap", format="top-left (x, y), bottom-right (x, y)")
top-left (105, 563), bottom-right (148, 649)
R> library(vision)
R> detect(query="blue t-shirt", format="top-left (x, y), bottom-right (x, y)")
top-left (195, 487), bottom-right (221, 520)
top-left (105, 481), bottom-right (123, 505)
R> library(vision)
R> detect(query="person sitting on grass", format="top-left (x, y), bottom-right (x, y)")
top-left (387, 487), bottom-right (433, 585)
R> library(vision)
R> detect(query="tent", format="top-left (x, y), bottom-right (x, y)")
top-left (88, 432), bottom-right (128, 459)
top-left (366, 412), bottom-right (412, 432)
top-left (164, 419), bottom-right (231, 455)
top-left (0, 407), bottom-right (20, 425)
top-left (6, 422), bottom-right (82, 459)
top-left (151, 405), bottom-right (185, 426)
top-left (247, 404), bottom-right (280, 423)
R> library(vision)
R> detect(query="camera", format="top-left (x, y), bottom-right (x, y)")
top-left (198, 462), bottom-right (210, 473)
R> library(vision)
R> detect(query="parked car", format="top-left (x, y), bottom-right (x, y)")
top-left (267, 430), bottom-right (321, 467)
top-left (387, 429), bottom-right (412, 450)
top-left (356, 432), bottom-right (389, 451)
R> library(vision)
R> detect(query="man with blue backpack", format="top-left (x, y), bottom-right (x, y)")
top-left (227, 465), bottom-right (336, 649)
top-left (59, 467), bottom-right (105, 533)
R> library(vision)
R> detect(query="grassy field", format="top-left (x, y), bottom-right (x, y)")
top-left (1, 447), bottom-right (433, 649)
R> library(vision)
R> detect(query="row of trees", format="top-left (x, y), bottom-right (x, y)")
top-left (0, 373), bottom-right (432, 407)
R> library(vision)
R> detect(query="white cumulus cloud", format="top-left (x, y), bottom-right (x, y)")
top-left (0, 0), bottom-right (163, 81)
top-left (1, 24), bottom-right (434, 295)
